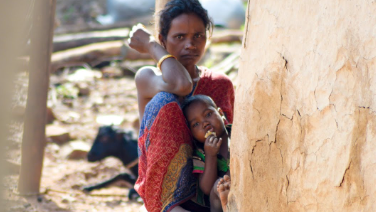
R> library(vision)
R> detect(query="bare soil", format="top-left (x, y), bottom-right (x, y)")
top-left (5, 70), bottom-right (143, 212)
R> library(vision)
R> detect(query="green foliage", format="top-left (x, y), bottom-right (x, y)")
top-left (56, 83), bottom-right (78, 99)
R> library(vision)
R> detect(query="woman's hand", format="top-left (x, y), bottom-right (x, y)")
top-left (204, 134), bottom-right (222, 157)
top-left (128, 23), bottom-right (155, 54)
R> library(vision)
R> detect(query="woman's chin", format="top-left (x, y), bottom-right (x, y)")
top-left (180, 57), bottom-right (200, 66)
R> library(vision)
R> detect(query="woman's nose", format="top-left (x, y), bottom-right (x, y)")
top-left (185, 39), bottom-right (197, 50)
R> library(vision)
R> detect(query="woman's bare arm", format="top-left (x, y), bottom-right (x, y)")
top-left (129, 24), bottom-right (193, 99)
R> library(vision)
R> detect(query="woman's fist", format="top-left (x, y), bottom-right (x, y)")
top-left (128, 23), bottom-right (155, 54)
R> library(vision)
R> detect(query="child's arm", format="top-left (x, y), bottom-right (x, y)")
top-left (219, 136), bottom-right (229, 160)
top-left (198, 135), bottom-right (223, 195)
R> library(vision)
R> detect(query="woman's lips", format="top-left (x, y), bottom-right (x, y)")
top-left (181, 54), bottom-right (198, 59)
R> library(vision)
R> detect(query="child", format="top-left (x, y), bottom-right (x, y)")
top-left (182, 95), bottom-right (231, 212)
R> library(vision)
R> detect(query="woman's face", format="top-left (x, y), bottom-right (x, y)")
top-left (160, 13), bottom-right (207, 68)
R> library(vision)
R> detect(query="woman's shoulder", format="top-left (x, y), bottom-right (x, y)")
top-left (195, 66), bottom-right (234, 96)
top-left (199, 66), bottom-right (233, 84)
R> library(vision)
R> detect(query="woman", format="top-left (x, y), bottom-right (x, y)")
top-left (128, 0), bottom-right (234, 211)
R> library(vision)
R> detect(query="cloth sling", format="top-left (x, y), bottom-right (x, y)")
top-left (135, 68), bottom-right (234, 212)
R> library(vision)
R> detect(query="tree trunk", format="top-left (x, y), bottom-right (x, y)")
top-left (229, 0), bottom-right (376, 211)
top-left (154, 0), bottom-right (172, 36)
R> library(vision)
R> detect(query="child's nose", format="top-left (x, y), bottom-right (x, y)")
top-left (202, 121), bottom-right (210, 128)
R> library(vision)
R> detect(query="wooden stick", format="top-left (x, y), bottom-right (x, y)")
top-left (211, 50), bottom-right (241, 75)
top-left (50, 41), bottom-right (151, 71)
top-left (53, 28), bottom-right (130, 52)
top-left (210, 30), bottom-right (243, 44)
top-left (18, 0), bottom-right (56, 195)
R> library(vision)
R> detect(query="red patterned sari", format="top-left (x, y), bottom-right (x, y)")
top-left (135, 67), bottom-right (234, 212)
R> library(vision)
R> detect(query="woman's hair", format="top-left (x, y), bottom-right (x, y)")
top-left (158, 0), bottom-right (213, 40)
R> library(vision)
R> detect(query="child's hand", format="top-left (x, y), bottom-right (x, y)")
top-left (204, 134), bottom-right (222, 157)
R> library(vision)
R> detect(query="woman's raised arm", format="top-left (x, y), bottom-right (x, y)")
top-left (129, 24), bottom-right (193, 99)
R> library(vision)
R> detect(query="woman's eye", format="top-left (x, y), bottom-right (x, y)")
top-left (206, 112), bottom-right (212, 117)
top-left (195, 34), bottom-right (205, 39)
top-left (176, 35), bottom-right (183, 39)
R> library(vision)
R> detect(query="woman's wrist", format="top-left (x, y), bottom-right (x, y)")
top-left (147, 40), bottom-right (161, 56)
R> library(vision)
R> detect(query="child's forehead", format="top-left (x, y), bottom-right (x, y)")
top-left (187, 102), bottom-right (216, 118)
top-left (190, 100), bottom-right (214, 110)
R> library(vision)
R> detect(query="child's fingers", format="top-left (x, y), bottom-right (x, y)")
top-left (205, 135), bottom-right (215, 144)
top-left (216, 138), bottom-right (223, 148)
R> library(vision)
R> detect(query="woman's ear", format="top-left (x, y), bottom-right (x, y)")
top-left (158, 34), bottom-right (166, 48)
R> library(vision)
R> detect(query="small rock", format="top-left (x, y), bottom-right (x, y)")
top-left (46, 107), bottom-right (56, 124)
top-left (37, 196), bottom-right (43, 203)
top-left (46, 125), bottom-right (71, 144)
top-left (61, 195), bottom-right (76, 203)
top-left (102, 66), bottom-right (123, 78)
top-left (61, 140), bottom-right (91, 160)
top-left (67, 149), bottom-right (88, 160)
top-left (58, 111), bottom-right (81, 124)
top-left (48, 143), bottom-right (60, 153)
top-left (96, 114), bottom-right (124, 125)
top-left (66, 68), bottom-right (102, 82)
top-left (62, 98), bottom-right (74, 107)
top-left (75, 82), bottom-right (91, 96)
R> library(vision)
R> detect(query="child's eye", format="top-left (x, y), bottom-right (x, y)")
top-left (192, 122), bottom-right (199, 128)
top-left (206, 112), bottom-right (212, 117)
top-left (176, 35), bottom-right (183, 39)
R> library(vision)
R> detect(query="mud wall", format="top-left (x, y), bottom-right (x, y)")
top-left (229, 0), bottom-right (376, 211)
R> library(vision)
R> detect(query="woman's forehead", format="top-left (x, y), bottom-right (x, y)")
top-left (169, 13), bottom-right (206, 34)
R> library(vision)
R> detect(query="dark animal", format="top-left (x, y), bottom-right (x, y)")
top-left (83, 125), bottom-right (139, 199)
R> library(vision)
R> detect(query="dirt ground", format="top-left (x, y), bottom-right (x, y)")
top-left (3, 1), bottom-right (240, 211)
top-left (5, 70), bottom-right (144, 212)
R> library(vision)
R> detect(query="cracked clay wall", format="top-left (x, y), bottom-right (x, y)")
top-left (228, 0), bottom-right (376, 211)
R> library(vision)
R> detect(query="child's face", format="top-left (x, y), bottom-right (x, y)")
top-left (185, 101), bottom-right (226, 143)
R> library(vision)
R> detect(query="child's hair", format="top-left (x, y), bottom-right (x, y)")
top-left (182, 94), bottom-right (217, 118)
